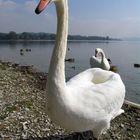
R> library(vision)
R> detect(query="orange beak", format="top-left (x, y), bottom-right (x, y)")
top-left (35, 0), bottom-right (51, 14)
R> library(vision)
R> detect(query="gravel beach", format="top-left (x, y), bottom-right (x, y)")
top-left (0, 61), bottom-right (140, 140)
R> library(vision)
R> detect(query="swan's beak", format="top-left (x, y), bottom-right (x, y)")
top-left (35, 0), bottom-right (51, 14)
top-left (95, 50), bottom-right (98, 57)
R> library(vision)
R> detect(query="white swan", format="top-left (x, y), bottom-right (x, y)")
top-left (90, 48), bottom-right (110, 70)
top-left (35, 0), bottom-right (125, 138)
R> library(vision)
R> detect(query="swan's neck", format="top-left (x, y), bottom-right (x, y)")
top-left (48, 0), bottom-right (68, 88)
top-left (100, 51), bottom-right (106, 62)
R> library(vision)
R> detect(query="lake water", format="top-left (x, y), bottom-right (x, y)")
top-left (0, 40), bottom-right (140, 104)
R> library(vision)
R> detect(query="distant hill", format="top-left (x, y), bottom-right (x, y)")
top-left (0, 31), bottom-right (121, 41)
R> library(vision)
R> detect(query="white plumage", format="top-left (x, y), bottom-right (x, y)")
top-left (35, 0), bottom-right (125, 138)
top-left (90, 48), bottom-right (110, 70)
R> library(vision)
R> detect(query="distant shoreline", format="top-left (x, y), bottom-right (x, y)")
top-left (0, 32), bottom-right (121, 41)
top-left (0, 39), bottom-right (121, 42)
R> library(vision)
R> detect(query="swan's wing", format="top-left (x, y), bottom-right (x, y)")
top-left (90, 56), bottom-right (101, 68)
top-left (66, 68), bottom-right (125, 120)
top-left (90, 56), bottom-right (110, 70)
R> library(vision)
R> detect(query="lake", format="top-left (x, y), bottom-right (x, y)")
top-left (0, 40), bottom-right (140, 104)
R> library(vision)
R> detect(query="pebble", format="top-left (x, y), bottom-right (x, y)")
top-left (0, 61), bottom-right (140, 140)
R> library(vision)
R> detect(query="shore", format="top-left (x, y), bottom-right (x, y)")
top-left (0, 61), bottom-right (140, 140)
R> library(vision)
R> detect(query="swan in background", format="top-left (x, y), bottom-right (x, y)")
top-left (90, 48), bottom-right (110, 70)
top-left (35, 0), bottom-right (125, 139)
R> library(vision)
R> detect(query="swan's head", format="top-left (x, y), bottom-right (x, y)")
top-left (35, 0), bottom-right (63, 14)
top-left (95, 48), bottom-right (104, 57)
top-left (35, 0), bottom-right (52, 14)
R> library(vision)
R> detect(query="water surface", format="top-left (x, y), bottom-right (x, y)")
top-left (0, 40), bottom-right (140, 103)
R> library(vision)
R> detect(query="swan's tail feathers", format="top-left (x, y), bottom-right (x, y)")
top-left (112, 109), bottom-right (124, 119)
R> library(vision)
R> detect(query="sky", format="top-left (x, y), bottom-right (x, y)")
top-left (0, 0), bottom-right (140, 38)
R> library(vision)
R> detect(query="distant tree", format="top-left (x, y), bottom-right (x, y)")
top-left (106, 36), bottom-right (109, 40)
top-left (0, 32), bottom-right (118, 41)
top-left (19, 32), bottom-right (30, 40)
top-left (7, 31), bottom-right (17, 40)
top-left (0, 33), bottom-right (7, 40)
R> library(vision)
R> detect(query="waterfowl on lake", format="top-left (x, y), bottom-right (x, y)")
top-left (90, 48), bottom-right (110, 70)
top-left (20, 51), bottom-right (24, 55)
top-left (25, 48), bottom-right (31, 52)
top-left (107, 58), bottom-right (118, 72)
top-left (35, 0), bottom-right (125, 139)
top-left (107, 58), bottom-right (112, 65)
top-left (65, 58), bottom-right (75, 62)
top-left (71, 66), bottom-right (75, 70)
top-left (110, 65), bottom-right (118, 72)
top-left (20, 49), bottom-right (24, 52)
top-left (134, 64), bottom-right (140, 68)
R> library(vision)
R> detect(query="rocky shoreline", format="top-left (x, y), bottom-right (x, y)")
top-left (0, 61), bottom-right (140, 140)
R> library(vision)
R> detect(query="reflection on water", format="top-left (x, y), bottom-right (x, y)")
top-left (0, 40), bottom-right (140, 104)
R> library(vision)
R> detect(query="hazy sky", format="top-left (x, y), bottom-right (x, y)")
top-left (0, 0), bottom-right (140, 38)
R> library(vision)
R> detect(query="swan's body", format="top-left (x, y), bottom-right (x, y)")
top-left (35, 0), bottom-right (125, 138)
top-left (90, 48), bottom-right (110, 70)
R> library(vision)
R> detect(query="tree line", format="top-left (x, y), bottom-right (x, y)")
top-left (0, 31), bottom-right (120, 41)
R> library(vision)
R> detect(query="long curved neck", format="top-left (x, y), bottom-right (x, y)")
top-left (48, 0), bottom-right (68, 87)
top-left (100, 51), bottom-right (106, 62)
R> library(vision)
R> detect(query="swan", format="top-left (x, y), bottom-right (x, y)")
top-left (90, 48), bottom-right (110, 70)
top-left (35, 0), bottom-right (125, 138)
